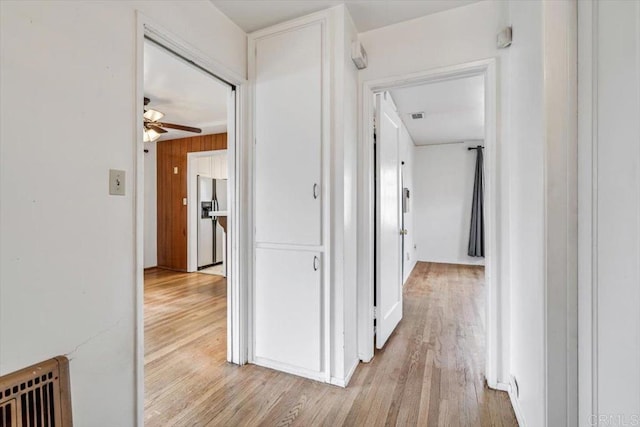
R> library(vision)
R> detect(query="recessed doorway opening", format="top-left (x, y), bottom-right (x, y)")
top-left (187, 149), bottom-right (229, 276)
top-left (136, 18), bottom-right (245, 425)
top-left (358, 59), bottom-right (504, 391)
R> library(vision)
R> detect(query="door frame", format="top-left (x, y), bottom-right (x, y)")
top-left (134, 12), bottom-right (249, 426)
top-left (187, 149), bottom-right (228, 273)
top-left (357, 58), bottom-right (503, 388)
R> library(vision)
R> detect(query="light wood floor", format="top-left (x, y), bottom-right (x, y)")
top-left (144, 262), bottom-right (517, 426)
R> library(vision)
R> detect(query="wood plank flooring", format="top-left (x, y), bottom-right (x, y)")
top-left (144, 262), bottom-right (517, 426)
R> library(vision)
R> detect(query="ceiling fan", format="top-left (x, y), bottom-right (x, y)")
top-left (143, 97), bottom-right (202, 142)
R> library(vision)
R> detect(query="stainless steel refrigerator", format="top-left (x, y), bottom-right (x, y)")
top-left (197, 176), bottom-right (228, 270)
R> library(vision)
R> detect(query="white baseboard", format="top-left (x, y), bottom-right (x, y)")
top-left (330, 359), bottom-right (360, 387)
top-left (488, 380), bottom-right (511, 392)
top-left (358, 352), bottom-right (373, 363)
top-left (488, 379), bottom-right (524, 426)
top-left (507, 379), bottom-right (526, 427)
top-left (416, 258), bottom-right (485, 267)
top-left (329, 377), bottom-right (346, 387)
top-left (344, 359), bottom-right (359, 386)
top-left (252, 357), bottom-right (326, 383)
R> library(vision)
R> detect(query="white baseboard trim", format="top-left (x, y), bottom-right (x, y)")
top-left (487, 380), bottom-right (511, 392)
top-left (416, 259), bottom-right (486, 267)
top-left (403, 261), bottom-right (418, 285)
top-left (330, 359), bottom-right (360, 387)
top-left (252, 357), bottom-right (326, 383)
top-left (344, 359), bottom-right (359, 386)
top-left (329, 377), bottom-right (344, 387)
top-left (507, 379), bottom-right (526, 427)
top-left (358, 352), bottom-right (373, 363)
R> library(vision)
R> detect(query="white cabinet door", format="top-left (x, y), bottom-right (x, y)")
top-left (375, 93), bottom-right (403, 349)
top-left (197, 157), bottom-right (212, 177)
top-left (254, 23), bottom-right (322, 246)
top-left (255, 248), bottom-right (322, 373)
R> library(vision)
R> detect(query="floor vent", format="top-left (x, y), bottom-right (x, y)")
top-left (0, 356), bottom-right (72, 427)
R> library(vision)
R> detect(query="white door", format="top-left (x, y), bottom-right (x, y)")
top-left (376, 92), bottom-right (403, 349)
top-left (254, 23), bottom-right (322, 246)
top-left (254, 248), bottom-right (322, 373)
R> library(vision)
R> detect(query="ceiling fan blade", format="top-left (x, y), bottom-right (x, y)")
top-left (157, 122), bottom-right (202, 133)
top-left (147, 124), bottom-right (168, 134)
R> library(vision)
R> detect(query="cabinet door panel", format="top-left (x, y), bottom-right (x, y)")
top-left (254, 23), bottom-right (322, 246)
top-left (254, 248), bottom-right (321, 372)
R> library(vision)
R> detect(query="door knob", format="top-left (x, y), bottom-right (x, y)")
top-left (313, 256), bottom-right (320, 271)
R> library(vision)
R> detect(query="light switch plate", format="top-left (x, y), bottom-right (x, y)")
top-left (109, 169), bottom-right (125, 196)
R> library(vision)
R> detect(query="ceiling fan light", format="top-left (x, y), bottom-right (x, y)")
top-left (143, 128), bottom-right (161, 142)
top-left (143, 108), bottom-right (164, 122)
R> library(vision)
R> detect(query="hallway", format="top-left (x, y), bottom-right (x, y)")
top-left (144, 263), bottom-right (516, 426)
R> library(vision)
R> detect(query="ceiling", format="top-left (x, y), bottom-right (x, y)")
top-left (144, 40), bottom-right (228, 141)
top-left (390, 75), bottom-right (484, 146)
top-left (211, 0), bottom-right (481, 33)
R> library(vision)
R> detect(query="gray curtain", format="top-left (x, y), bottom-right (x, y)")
top-left (468, 146), bottom-right (484, 257)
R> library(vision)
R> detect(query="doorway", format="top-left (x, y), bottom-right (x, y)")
top-left (142, 37), bottom-right (233, 423)
top-left (135, 17), bottom-right (246, 426)
top-left (359, 59), bottom-right (503, 389)
top-left (187, 149), bottom-right (229, 276)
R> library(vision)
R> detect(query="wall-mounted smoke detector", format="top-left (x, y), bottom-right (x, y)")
top-left (497, 26), bottom-right (513, 49)
top-left (410, 112), bottom-right (425, 120)
top-left (351, 40), bottom-right (368, 70)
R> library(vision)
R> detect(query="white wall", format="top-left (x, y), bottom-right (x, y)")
top-left (0, 1), bottom-right (245, 425)
top-left (579, 1), bottom-right (640, 425)
top-left (399, 120), bottom-right (417, 282)
top-left (359, 2), bottom-right (578, 426)
top-left (542, 1), bottom-right (577, 425)
top-left (506, 4), bottom-right (546, 424)
top-left (330, 5), bottom-right (360, 385)
top-left (507, 1), bottom-right (577, 426)
top-left (357, 0), bottom-right (511, 378)
top-left (358, 1), bottom-right (507, 82)
top-left (411, 143), bottom-right (485, 266)
top-left (143, 141), bottom-right (158, 268)
top-left (341, 8), bottom-right (360, 385)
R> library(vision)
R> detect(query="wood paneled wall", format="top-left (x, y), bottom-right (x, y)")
top-left (157, 133), bottom-right (227, 271)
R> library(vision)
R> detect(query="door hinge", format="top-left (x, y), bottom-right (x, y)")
top-left (373, 306), bottom-right (377, 320)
